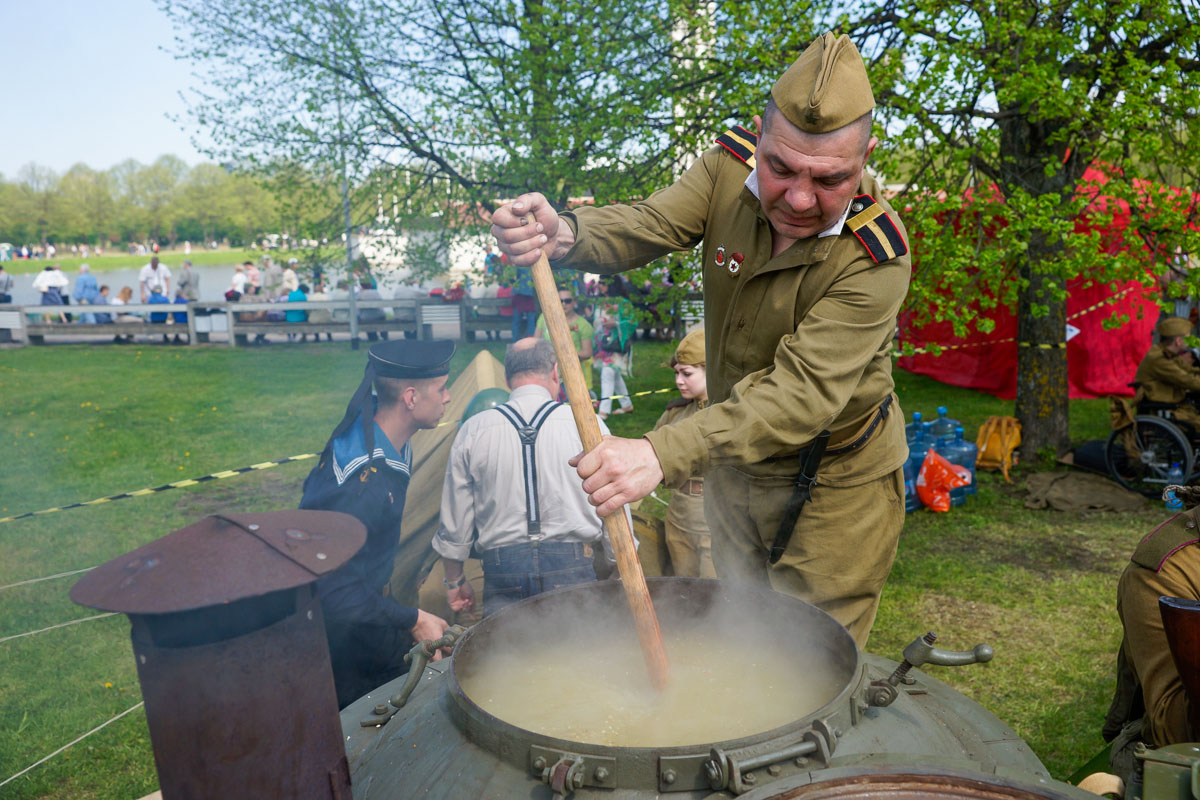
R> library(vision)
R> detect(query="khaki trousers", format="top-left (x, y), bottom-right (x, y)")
top-left (664, 490), bottom-right (716, 578)
top-left (706, 465), bottom-right (904, 647)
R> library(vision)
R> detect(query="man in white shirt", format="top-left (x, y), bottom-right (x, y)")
top-left (138, 256), bottom-right (172, 302)
top-left (433, 337), bottom-right (621, 617)
top-left (280, 258), bottom-right (300, 297)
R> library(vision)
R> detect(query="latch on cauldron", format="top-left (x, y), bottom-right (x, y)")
top-left (868, 631), bottom-right (994, 708)
top-left (529, 749), bottom-right (617, 798)
top-left (703, 718), bottom-right (836, 794)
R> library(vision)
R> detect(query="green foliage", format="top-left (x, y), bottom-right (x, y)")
top-left (853, 0), bottom-right (1200, 452)
top-left (0, 157), bottom-right (324, 251)
top-left (156, 0), bottom-right (832, 287)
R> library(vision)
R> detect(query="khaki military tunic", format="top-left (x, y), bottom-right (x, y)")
top-left (1136, 342), bottom-right (1200, 403)
top-left (1110, 513), bottom-right (1199, 747)
top-left (653, 398), bottom-right (716, 578)
top-left (555, 136), bottom-right (910, 645)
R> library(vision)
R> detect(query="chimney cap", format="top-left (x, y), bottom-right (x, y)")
top-left (70, 510), bottom-right (366, 615)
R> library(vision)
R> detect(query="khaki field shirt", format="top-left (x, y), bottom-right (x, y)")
top-left (1135, 343), bottom-right (1200, 404)
top-left (555, 143), bottom-right (910, 487)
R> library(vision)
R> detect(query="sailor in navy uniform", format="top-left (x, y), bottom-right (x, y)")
top-left (300, 339), bottom-right (455, 708)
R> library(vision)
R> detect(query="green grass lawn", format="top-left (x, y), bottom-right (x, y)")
top-left (4, 248), bottom-right (266, 274)
top-left (0, 338), bottom-right (1149, 798)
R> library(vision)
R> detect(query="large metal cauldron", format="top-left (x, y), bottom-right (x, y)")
top-left (341, 578), bottom-right (1094, 798)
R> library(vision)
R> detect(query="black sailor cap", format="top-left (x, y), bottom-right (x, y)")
top-left (323, 339), bottom-right (456, 455)
top-left (368, 339), bottom-right (455, 380)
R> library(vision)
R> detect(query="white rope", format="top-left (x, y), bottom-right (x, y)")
top-left (0, 566), bottom-right (95, 591)
top-left (646, 491), bottom-right (669, 507)
top-left (0, 701), bottom-right (145, 789)
top-left (0, 613), bottom-right (117, 644)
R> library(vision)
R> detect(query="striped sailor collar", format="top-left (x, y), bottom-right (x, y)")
top-left (330, 406), bottom-right (412, 486)
top-left (743, 167), bottom-right (852, 239)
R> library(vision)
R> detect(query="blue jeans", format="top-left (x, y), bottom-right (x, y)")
top-left (481, 541), bottom-right (596, 617)
top-left (512, 310), bottom-right (537, 339)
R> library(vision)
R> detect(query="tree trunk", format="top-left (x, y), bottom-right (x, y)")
top-left (1015, 234), bottom-right (1070, 460)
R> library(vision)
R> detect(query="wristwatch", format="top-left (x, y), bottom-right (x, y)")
top-left (443, 575), bottom-right (466, 590)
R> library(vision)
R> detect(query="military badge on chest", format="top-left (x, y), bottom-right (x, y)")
top-left (715, 245), bottom-right (745, 276)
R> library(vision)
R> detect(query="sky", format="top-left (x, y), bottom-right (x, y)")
top-left (0, 0), bottom-right (210, 177)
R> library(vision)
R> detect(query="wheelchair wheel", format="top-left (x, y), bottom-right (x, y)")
top-left (1105, 416), bottom-right (1194, 496)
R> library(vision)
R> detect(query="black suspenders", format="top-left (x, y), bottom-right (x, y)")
top-left (492, 400), bottom-right (561, 538)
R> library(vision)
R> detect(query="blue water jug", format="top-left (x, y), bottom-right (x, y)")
top-left (933, 435), bottom-right (966, 507)
top-left (905, 411), bottom-right (925, 446)
top-left (929, 406), bottom-right (961, 439)
top-left (908, 435), bottom-right (930, 485)
top-left (950, 426), bottom-right (978, 496)
top-left (903, 457), bottom-right (921, 512)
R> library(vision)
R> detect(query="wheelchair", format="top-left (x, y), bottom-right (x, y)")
top-left (1105, 391), bottom-right (1200, 496)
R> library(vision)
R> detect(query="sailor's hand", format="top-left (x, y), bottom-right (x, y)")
top-left (447, 581), bottom-right (475, 613)
top-left (411, 609), bottom-right (452, 661)
top-left (491, 192), bottom-right (574, 266)
top-left (571, 437), bottom-right (664, 518)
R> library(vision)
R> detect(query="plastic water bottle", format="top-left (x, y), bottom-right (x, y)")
top-left (934, 435), bottom-right (966, 507)
top-left (903, 457), bottom-right (921, 512)
top-left (908, 435), bottom-right (930, 487)
top-left (950, 426), bottom-right (978, 496)
top-left (905, 412), bottom-right (925, 446)
top-left (1166, 464), bottom-right (1185, 511)
top-left (929, 406), bottom-right (961, 439)
top-left (1167, 463), bottom-right (1184, 486)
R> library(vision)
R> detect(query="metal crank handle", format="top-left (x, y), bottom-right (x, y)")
top-left (903, 630), bottom-right (994, 668)
top-left (868, 631), bottom-right (994, 708)
top-left (359, 624), bottom-right (467, 727)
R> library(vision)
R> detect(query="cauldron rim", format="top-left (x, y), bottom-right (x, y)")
top-left (735, 763), bottom-right (1099, 800)
top-left (445, 577), bottom-right (863, 758)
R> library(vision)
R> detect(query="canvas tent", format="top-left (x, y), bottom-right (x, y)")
top-left (388, 349), bottom-right (507, 623)
top-left (897, 166), bottom-right (1184, 399)
top-left (897, 277), bottom-right (1159, 399)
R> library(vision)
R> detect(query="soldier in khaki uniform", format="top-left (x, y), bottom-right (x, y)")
top-left (1134, 316), bottom-right (1200, 426)
top-left (1103, 501), bottom-right (1199, 779)
top-left (492, 33), bottom-right (909, 645)
top-left (652, 328), bottom-right (716, 578)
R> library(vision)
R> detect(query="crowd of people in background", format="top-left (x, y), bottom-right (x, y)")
top-left (2, 244), bottom-right (692, 353)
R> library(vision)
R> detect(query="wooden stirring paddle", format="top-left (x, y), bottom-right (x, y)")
top-left (523, 226), bottom-right (670, 690)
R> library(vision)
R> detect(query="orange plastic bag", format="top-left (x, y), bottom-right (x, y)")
top-left (916, 449), bottom-right (969, 512)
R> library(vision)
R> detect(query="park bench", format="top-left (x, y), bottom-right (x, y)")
top-left (0, 295), bottom-right (575, 347)
top-left (226, 298), bottom-right (420, 344)
top-left (3, 302), bottom-right (201, 345)
top-left (462, 296), bottom-right (512, 340)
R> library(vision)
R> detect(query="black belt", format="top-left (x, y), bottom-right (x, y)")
top-left (766, 396), bottom-right (892, 565)
top-left (826, 395), bottom-right (892, 456)
top-left (768, 432), bottom-right (828, 565)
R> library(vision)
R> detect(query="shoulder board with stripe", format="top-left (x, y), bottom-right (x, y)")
top-left (715, 126), bottom-right (757, 169)
top-left (844, 194), bottom-right (908, 263)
